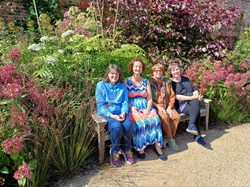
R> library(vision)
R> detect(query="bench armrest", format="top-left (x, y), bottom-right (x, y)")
top-left (91, 113), bottom-right (108, 126)
top-left (203, 98), bottom-right (212, 104)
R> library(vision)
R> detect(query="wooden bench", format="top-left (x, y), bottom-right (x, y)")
top-left (92, 98), bottom-right (212, 164)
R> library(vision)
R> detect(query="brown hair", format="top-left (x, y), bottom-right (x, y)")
top-left (128, 58), bottom-right (146, 73)
top-left (104, 64), bottom-right (123, 82)
top-left (150, 63), bottom-right (165, 76)
top-left (167, 62), bottom-right (182, 77)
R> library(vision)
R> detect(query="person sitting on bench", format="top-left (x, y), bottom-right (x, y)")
top-left (168, 62), bottom-right (206, 145)
top-left (95, 64), bottom-right (136, 167)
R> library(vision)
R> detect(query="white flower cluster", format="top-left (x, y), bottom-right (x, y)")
top-left (40, 36), bottom-right (50, 43)
top-left (46, 56), bottom-right (59, 65)
top-left (28, 44), bottom-right (41, 51)
top-left (61, 30), bottom-right (75, 38)
top-left (57, 49), bottom-right (64, 54)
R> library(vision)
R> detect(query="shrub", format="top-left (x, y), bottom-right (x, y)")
top-left (0, 63), bottom-right (96, 186)
top-left (98, 0), bottom-right (241, 65)
top-left (184, 59), bottom-right (249, 123)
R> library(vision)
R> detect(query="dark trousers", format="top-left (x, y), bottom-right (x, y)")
top-left (182, 99), bottom-right (201, 133)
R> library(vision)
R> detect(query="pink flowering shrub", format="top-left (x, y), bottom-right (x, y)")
top-left (1, 137), bottom-right (24, 154)
top-left (8, 46), bottom-right (21, 60)
top-left (13, 162), bottom-right (32, 181)
top-left (184, 59), bottom-right (250, 123)
top-left (0, 63), bottom-right (70, 186)
top-left (185, 60), bottom-right (250, 98)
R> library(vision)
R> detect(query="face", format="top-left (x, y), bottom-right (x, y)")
top-left (170, 66), bottom-right (181, 78)
top-left (132, 61), bottom-right (143, 75)
top-left (153, 68), bottom-right (163, 79)
top-left (108, 69), bottom-right (119, 85)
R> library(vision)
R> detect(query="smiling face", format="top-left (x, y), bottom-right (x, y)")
top-left (108, 69), bottom-right (120, 85)
top-left (170, 65), bottom-right (181, 79)
top-left (132, 61), bottom-right (143, 75)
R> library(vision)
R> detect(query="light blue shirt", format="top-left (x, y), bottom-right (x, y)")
top-left (95, 80), bottom-right (129, 117)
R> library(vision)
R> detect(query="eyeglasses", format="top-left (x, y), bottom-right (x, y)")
top-left (154, 70), bottom-right (162, 72)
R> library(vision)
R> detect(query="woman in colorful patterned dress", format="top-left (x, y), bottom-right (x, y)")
top-left (125, 58), bottom-right (167, 160)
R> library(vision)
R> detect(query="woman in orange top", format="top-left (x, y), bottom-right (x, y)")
top-left (149, 64), bottom-right (180, 151)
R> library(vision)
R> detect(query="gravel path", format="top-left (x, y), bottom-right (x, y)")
top-left (52, 123), bottom-right (250, 187)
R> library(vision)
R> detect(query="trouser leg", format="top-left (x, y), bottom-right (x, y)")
top-left (105, 117), bottom-right (123, 154)
top-left (122, 114), bottom-right (133, 152)
top-left (182, 100), bottom-right (201, 133)
top-left (157, 110), bottom-right (172, 139)
top-left (170, 109), bottom-right (180, 137)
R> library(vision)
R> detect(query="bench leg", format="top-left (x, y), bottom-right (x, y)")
top-left (98, 125), bottom-right (105, 164)
top-left (205, 111), bottom-right (209, 131)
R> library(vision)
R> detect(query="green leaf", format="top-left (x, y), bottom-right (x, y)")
top-left (18, 177), bottom-right (27, 187)
top-left (0, 166), bottom-right (9, 174)
top-left (29, 159), bottom-right (37, 170)
top-left (10, 152), bottom-right (20, 161)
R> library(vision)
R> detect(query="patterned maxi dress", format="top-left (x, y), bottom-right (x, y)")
top-left (126, 77), bottom-right (163, 151)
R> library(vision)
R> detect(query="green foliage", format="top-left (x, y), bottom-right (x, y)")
top-left (0, 61), bottom-right (97, 186)
top-left (21, 33), bottom-right (147, 92)
top-left (22, 0), bottom-right (63, 32)
top-left (47, 92), bottom-right (96, 178)
top-left (229, 27), bottom-right (250, 67)
top-left (233, 27), bottom-right (250, 57)
top-left (211, 91), bottom-right (250, 124)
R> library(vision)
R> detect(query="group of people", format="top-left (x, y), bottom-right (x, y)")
top-left (95, 58), bottom-right (206, 167)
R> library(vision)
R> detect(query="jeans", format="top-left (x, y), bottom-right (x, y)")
top-left (105, 114), bottom-right (133, 154)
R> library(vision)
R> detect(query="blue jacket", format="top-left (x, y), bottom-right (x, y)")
top-left (95, 80), bottom-right (129, 117)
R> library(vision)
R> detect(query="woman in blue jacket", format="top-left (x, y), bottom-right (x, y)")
top-left (95, 64), bottom-right (135, 167)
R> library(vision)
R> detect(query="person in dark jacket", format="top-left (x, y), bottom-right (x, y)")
top-left (168, 63), bottom-right (206, 145)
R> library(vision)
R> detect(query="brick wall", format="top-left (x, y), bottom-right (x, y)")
top-left (0, 1), bottom-right (27, 22)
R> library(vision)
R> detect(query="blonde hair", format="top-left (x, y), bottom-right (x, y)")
top-left (167, 62), bottom-right (182, 77)
top-left (150, 63), bottom-right (165, 76)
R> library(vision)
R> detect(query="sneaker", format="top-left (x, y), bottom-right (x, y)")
top-left (122, 151), bottom-right (136, 165)
top-left (186, 124), bottom-right (198, 135)
top-left (167, 138), bottom-right (180, 152)
top-left (194, 135), bottom-right (206, 145)
top-left (110, 149), bottom-right (122, 167)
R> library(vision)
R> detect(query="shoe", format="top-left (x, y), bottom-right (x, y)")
top-left (154, 147), bottom-right (167, 161)
top-left (110, 149), bottom-right (122, 167)
top-left (122, 151), bottom-right (136, 164)
top-left (167, 138), bottom-right (180, 152)
top-left (186, 124), bottom-right (198, 135)
top-left (136, 151), bottom-right (146, 160)
top-left (194, 135), bottom-right (206, 145)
